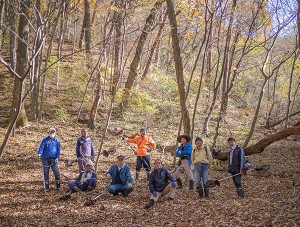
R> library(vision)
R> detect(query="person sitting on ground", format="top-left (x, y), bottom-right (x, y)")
top-left (68, 161), bottom-right (97, 193)
top-left (173, 135), bottom-right (194, 190)
top-left (76, 128), bottom-right (95, 173)
top-left (106, 155), bottom-right (134, 197)
top-left (145, 158), bottom-right (177, 209)
top-left (192, 137), bottom-right (213, 198)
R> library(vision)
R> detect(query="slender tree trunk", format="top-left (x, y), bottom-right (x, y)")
top-left (121, 0), bottom-right (163, 108)
top-left (297, 0), bottom-right (300, 47)
top-left (166, 0), bottom-right (190, 135)
top-left (0, 0), bottom-right (5, 50)
top-left (79, 0), bottom-right (91, 53)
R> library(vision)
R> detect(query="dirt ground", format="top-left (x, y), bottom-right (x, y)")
top-left (0, 123), bottom-right (299, 226)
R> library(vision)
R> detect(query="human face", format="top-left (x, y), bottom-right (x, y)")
top-left (117, 159), bottom-right (124, 168)
top-left (86, 165), bottom-right (92, 171)
top-left (228, 140), bottom-right (236, 148)
top-left (140, 130), bottom-right (146, 137)
top-left (81, 130), bottom-right (88, 137)
top-left (154, 160), bottom-right (162, 169)
top-left (195, 140), bottom-right (203, 148)
top-left (180, 137), bottom-right (187, 145)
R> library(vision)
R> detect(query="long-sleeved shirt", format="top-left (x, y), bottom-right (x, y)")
top-left (192, 146), bottom-right (213, 166)
top-left (126, 135), bottom-right (156, 156)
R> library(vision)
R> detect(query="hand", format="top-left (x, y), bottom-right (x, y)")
top-left (128, 183), bottom-right (133, 188)
top-left (38, 155), bottom-right (42, 160)
top-left (91, 156), bottom-right (95, 162)
top-left (121, 135), bottom-right (126, 141)
top-left (240, 169), bottom-right (246, 175)
top-left (106, 173), bottom-right (112, 179)
top-left (171, 181), bottom-right (177, 188)
top-left (147, 148), bottom-right (152, 153)
top-left (55, 158), bottom-right (59, 164)
top-left (152, 191), bottom-right (158, 198)
top-left (77, 157), bottom-right (82, 162)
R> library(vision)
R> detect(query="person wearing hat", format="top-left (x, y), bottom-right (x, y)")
top-left (192, 137), bottom-right (213, 198)
top-left (173, 134), bottom-right (194, 190)
top-left (145, 158), bottom-right (177, 209)
top-left (68, 161), bottom-right (97, 193)
top-left (38, 128), bottom-right (61, 192)
top-left (106, 156), bottom-right (134, 197)
top-left (76, 128), bottom-right (95, 173)
top-left (122, 127), bottom-right (156, 181)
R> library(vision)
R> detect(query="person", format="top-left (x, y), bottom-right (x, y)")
top-left (38, 128), bottom-right (61, 192)
top-left (106, 156), bottom-right (134, 197)
top-left (76, 128), bottom-right (95, 173)
top-left (192, 137), bottom-right (213, 198)
top-left (144, 158), bottom-right (177, 209)
top-left (68, 161), bottom-right (97, 193)
top-left (122, 127), bottom-right (156, 181)
top-left (227, 137), bottom-right (246, 199)
top-left (173, 134), bottom-right (194, 190)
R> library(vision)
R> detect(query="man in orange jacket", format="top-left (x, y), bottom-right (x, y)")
top-left (122, 128), bottom-right (156, 181)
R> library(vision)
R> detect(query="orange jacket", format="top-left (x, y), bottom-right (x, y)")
top-left (126, 135), bottom-right (156, 156)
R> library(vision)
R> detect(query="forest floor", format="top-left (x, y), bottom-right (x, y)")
top-left (0, 122), bottom-right (299, 226)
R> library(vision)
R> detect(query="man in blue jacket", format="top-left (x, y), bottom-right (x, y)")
top-left (106, 156), bottom-right (134, 197)
top-left (38, 128), bottom-right (61, 192)
top-left (145, 158), bottom-right (177, 209)
top-left (68, 161), bottom-right (97, 192)
top-left (227, 137), bottom-right (246, 199)
top-left (173, 134), bottom-right (194, 190)
top-left (76, 128), bottom-right (95, 173)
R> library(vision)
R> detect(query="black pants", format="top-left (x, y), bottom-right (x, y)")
top-left (231, 171), bottom-right (242, 189)
top-left (136, 155), bottom-right (151, 172)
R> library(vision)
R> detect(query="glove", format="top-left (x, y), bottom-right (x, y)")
top-left (106, 173), bottom-right (112, 179)
top-left (240, 169), bottom-right (246, 175)
top-left (55, 158), bottom-right (59, 164)
top-left (152, 191), bottom-right (157, 197)
top-left (121, 135), bottom-right (126, 141)
top-left (171, 181), bottom-right (177, 188)
top-left (128, 183), bottom-right (133, 188)
top-left (77, 157), bottom-right (82, 162)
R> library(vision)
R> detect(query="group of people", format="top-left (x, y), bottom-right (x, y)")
top-left (37, 127), bottom-right (246, 208)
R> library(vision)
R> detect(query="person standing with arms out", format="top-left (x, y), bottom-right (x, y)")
top-left (76, 128), bottom-right (95, 173)
top-left (173, 135), bottom-right (194, 190)
top-left (192, 137), bottom-right (213, 198)
top-left (38, 128), bottom-right (61, 192)
top-left (122, 128), bottom-right (156, 181)
top-left (227, 137), bottom-right (246, 199)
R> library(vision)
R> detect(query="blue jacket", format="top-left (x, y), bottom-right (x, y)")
top-left (107, 165), bottom-right (133, 185)
top-left (228, 145), bottom-right (245, 173)
top-left (38, 136), bottom-right (61, 159)
top-left (176, 143), bottom-right (193, 164)
top-left (75, 171), bottom-right (97, 186)
top-left (76, 136), bottom-right (95, 158)
top-left (149, 167), bottom-right (176, 193)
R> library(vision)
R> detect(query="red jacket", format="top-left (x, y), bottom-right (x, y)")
top-left (126, 135), bottom-right (156, 156)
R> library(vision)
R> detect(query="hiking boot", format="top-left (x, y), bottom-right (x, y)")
top-left (189, 180), bottom-right (194, 191)
top-left (87, 185), bottom-right (95, 191)
top-left (144, 199), bottom-right (154, 209)
top-left (122, 187), bottom-right (134, 197)
top-left (45, 181), bottom-right (50, 192)
top-left (176, 178), bottom-right (183, 189)
top-left (135, 171), bottom-right (140, 181)
top-left (56, 180), bottom-right (61, 190)
top-left (204, 186), bottom-right (209, 198)
top-left (237, 188), bottom-right (244, 199)
top-left (197, 186), bottom-right (203, 197)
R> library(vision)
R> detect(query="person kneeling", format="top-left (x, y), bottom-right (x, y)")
top-left (145, 158), bottom-right (177, 209)
top-left (68, 161), bottom-right (97, 193)
top-left (106, 156), bottom-right (134, 197)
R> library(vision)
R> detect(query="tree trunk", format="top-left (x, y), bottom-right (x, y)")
top-left (11, 0), bottom-right (30, 128)
top-left (0, 0), bottom-right (5, 50)
top-left (213, 125), bottom-right (300, 161)
top-left (121, 0), bottom-right (163, 108)
top-left (166, 0), bottom-right (190, 135)
top-left (297, 0), bottom-right (300, 47)
top-left (79, 0), bottom-right (91, 54)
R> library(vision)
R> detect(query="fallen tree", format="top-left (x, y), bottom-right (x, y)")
top-left (213, 125), bottom-right (300, 161)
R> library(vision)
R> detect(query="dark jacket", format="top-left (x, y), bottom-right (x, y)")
top-left (107, 165), bottom-right (133, 185)
top-left (228, 145), bottom-right (245, 173)
top-left (75, 171), bottom-right (97, 186)
top-left (38, 136), bottom-right (61, 159)
top-left (149, 167), bottom-right (176, 193)
top-left (76, 136), bottom-right (95, 158)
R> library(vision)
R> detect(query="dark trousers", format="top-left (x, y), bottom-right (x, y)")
top-left (136, 155), bottom-right (151, 172)
top-left (231, 172), bottom-right (242, 189)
